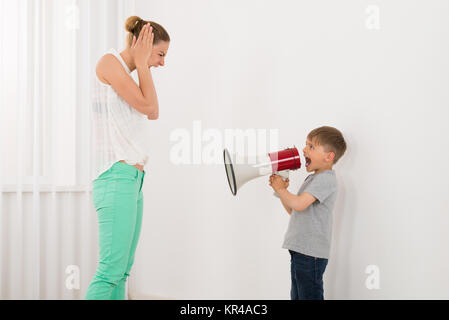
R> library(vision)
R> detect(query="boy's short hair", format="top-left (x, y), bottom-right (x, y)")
top-left (307, 126), bottom-right (347, 164)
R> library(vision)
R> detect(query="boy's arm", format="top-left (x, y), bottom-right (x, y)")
top-left (277, 189), bottom-right (317, 212)
top-left (280, 197), bottom-right (293, 215)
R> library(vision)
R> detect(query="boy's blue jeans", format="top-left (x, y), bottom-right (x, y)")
top-left (289, 250), bottom-right (328, 300)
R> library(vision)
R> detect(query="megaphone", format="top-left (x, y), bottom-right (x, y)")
top-left (223, 147), bottom-right (301, 196)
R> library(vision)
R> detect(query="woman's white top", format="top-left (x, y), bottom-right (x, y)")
top-left (90, 48), bottom-right (149, 182)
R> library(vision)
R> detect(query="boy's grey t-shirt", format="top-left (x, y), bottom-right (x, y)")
top-left (281, 170), bottom-right (337, 259)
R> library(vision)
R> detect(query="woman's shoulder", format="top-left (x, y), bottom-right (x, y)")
top-left (97, 51), bottom-right (122, 71)
top-left (96, 51), bottom-right (126, 85)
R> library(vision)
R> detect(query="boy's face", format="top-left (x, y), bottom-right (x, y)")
top-left (303, 138), bottom-right (335, 173)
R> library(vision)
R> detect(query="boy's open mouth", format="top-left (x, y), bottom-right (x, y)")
top-left (305, 156), bottom-right (311, 167)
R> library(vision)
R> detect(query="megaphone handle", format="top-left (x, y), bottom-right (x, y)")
top-left (273, 170), bottom-right (289, 197)
top-left (277, 170), bottom-right (290, 181)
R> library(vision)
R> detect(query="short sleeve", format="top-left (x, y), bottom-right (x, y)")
top-left (302, 172), bottom-right (337, 203)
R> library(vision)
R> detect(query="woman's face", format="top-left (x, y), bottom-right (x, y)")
top-left (148, 41), bottom-right (170, 68)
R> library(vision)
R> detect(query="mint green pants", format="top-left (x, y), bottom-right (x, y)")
top-left (85, 161), bottom-right (146, 300)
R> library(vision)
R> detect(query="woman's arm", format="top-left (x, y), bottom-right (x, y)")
top-left (136, 64), bottom-right (159, 119)
top-left (97, 55), bottom-right (159, 118)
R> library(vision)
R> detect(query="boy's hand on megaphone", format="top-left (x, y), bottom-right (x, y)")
top-left (269, 174), bottom-right (289, 192)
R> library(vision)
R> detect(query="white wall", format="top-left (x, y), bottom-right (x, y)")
top-left (130, 0), bottom-right (449, 299)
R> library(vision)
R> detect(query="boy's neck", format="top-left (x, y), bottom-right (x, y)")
top-left (314, 166), bottom-right (333, 174)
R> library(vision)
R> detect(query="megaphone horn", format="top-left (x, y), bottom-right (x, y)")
top-left (223, 147), bottom-right (301, 196)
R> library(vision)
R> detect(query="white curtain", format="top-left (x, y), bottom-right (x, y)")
top-left (0, 0), bottom-right (136, 299)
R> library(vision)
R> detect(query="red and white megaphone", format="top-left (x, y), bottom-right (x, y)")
top-left (223, 147), bottom-right (301, 196)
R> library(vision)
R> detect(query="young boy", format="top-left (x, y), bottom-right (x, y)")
top-left (269, 126), bottom-right (347, 300)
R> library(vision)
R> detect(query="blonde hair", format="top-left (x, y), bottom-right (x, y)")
top-left (124, 16), bottom-right (170, 48)
top-left (307, 126), bottom-right (347, 164)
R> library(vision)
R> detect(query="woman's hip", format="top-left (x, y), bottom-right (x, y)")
top-left (93, 162), bottom-right (145, 211)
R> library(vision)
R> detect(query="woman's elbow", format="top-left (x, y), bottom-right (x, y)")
top-left (147, 113), bottom-right (159, 120)
top-left (145, 106), bottom-right (159, 120)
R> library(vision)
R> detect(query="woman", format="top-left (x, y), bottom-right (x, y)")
top-left (86, 16), bottom-right (170, 300)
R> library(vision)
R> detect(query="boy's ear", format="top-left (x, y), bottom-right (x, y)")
top-left (326, 152), bottom-right (335, 163)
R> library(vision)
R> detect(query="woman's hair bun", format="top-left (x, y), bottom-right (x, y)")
top-left (124, 16), bottom-right (170, 48)
top-left (125, 16), bottom-right (142, 33)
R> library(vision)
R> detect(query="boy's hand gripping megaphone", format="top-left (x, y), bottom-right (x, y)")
top-left (223, 147), bottom-right (301, 196)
